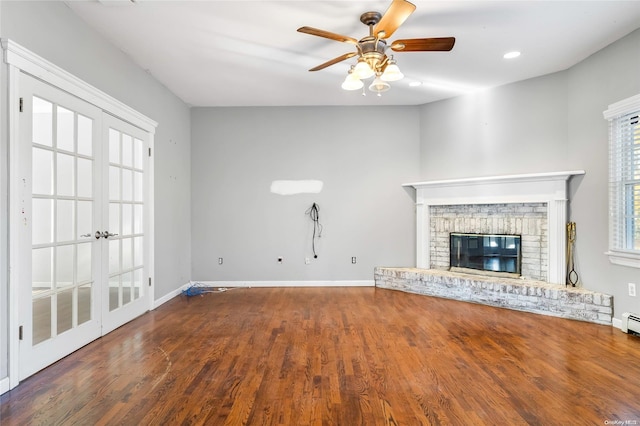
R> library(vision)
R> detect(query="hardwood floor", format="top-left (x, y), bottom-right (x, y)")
top-left (2, 287), bottom-right (640, 425)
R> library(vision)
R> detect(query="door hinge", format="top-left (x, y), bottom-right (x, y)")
top-left (19, 325), bottom-right (23, 340)
top-left (19, 97), bottom-right (23, 112)
top-left (148, 277), bottom-right (152, 287)
top-left (148, 147), bottom-right (151, 157)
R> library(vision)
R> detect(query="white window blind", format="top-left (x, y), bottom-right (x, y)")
top-left (604, 94), bottom-right (640, 268)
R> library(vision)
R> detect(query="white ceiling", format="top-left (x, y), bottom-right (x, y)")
top-left (65, 0), bottom-right (640, 107)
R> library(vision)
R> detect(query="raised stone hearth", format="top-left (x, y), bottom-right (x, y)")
top-left (374, 267), bottom-right (613, 325)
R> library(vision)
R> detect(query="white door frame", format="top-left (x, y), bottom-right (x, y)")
top-left (3, 39), bottom-right (157, 390)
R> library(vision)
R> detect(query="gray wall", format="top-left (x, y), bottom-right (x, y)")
top-left (419, 71), bottom-right (569, 180)
top-left (566, 28), bottom-right (640, 316)
top-left (419, 28), bottom-right (640, 319)
top-left (191, 106), bottom-right (420, 282)
top-left (0, 1), bottom-right (192, 381)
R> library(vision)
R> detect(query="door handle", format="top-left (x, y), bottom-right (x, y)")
top-left (80, 233), bottom-right (92, 238)
top-left (95, 231), bottom-right (103, 239)
top-left (103, 231), bottom-right (119, 239)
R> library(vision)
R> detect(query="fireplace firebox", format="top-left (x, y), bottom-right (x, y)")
top-left (450, 233), bottom-right (521, 276)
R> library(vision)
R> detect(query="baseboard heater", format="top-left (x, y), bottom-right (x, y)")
top-left (622, 312), bottom-right (640, 336)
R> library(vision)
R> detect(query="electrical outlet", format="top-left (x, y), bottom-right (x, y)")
top-left (305, 258), bottom-right (311, 265)
top-left (351, 257), bottom-right (357, 264)
top-left (278, 257), bottom-right (283, 264)
top-left (629, 283), bottom-right (637, 297)
top-left (218, 257), bottom-right (223, 265)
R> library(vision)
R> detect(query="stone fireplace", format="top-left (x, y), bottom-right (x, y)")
top-left (374, 170), bottom-right (614, 326)
top-left (404, 170), bottom-right (585, 285)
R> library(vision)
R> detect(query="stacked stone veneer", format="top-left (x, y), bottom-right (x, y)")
top-left (430, 203), bottom-right (548, 281)
top-left (374, 267), bottom-right (613, 325)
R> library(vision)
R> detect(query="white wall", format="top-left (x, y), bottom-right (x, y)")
top-left (0, 0), bottom-right (192, 382)
top-left (191, 106), bottom-right (420, 282)
top-left (418, 28), bottom-right (640, 319)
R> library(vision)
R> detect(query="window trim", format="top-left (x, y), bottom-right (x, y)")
top-left (604, 93), bottom-right (640, 268)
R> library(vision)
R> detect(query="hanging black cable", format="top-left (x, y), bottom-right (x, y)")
top-left (306, 203), bottom-right (322, 258)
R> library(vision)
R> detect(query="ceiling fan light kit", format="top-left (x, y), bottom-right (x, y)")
top-left (298, 0), bottom-right (455, 97)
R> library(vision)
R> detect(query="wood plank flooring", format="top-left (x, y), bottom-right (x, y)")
top-left (2, 287), bottom-right (640, 425)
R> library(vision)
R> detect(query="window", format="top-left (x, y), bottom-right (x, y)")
top-left (605, 94), bottom-right (640, 268)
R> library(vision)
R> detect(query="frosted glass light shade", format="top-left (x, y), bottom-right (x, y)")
top-left (341, 72), bottom-right (364, 91)
top-left (354, 59), bottom-right (374, 79)
top-left (381, 63), bottom-right (404, 82)
top-left (369, 75), bottom-right (390, 94)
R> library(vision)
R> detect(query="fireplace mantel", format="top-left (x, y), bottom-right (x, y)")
top-left (403, 171), bottom-right (585, 284)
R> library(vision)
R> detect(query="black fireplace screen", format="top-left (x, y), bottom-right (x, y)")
top-left (450, 233), bottom-right (521, 275)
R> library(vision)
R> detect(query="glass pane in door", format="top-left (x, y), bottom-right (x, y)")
top-left (133, 269), bottom-right (143, 300)
top-left (56, 153), bottom-right (75, 197)
top-left (109, 276), bottom-right (119, 312)
top-left (122, 272), bottom-right (132, 306)
top-left (56, 200), bottom-right (75, 242)
top-left (32, 247), bottom-right (53, 295)
top-left (77, 158), bottom-right (93, 198)
top-left (77, 114), bottom-right (93, 156)
top-left (32, 199), bottom-right (53, 245)
top-left (32, 297), bottom-right (51, 345)
top-left (32, 147), bottom-right (53, 195)
top-left (57, 288), bottom-right (73, 334)
top-left (32, 97), bottom-right (53, 147)
top-left (78, 283), bottom-right (92, 326)
top-left (56, 106), bottom-right (74, 152)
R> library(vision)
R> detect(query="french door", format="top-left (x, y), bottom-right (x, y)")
top-left (18, 73), bottom-right (151, 380)
top-left (101, 113), bottom-right (151, 335)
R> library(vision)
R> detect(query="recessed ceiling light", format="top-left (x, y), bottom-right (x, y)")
top-left (503, 51), bottom-right (521, 59)
top-left (409, 81), bottom-right (422, 87)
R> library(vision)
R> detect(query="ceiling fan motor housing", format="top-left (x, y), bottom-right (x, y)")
top-left (359, 37), bottom-right (388, 71)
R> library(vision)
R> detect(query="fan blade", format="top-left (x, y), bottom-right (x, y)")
top-left (297, 27), bottom-right (358, 45)
top-left (309, 52), bottom-right (358, 71)
top-left (373, 0), bottom-right (416, 39)
top-left (390, 37), bottom-right (456, 52)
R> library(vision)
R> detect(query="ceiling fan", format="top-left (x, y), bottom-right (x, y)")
top-left (297, 0), bottom-right (455, 95)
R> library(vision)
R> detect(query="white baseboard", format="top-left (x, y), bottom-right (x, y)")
top-left (612, 317), bottom-right (622, 330)
top-left (1, 376), bottom-right (10, 395)
top-left (191, 280), bottom-right (375, 288)
top-left (152, 282), bottom-right (191, 309)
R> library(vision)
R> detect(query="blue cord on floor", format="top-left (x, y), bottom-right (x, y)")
top-left (182, 285), bottom-right (234, 297)
top-left (182, 286), bottom-right (207, 297)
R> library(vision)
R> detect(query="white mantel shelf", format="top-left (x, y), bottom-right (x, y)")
top-left (403, 170), bottom-right (585, 190)
top-left (405, 170), bottom-right (586, 285)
